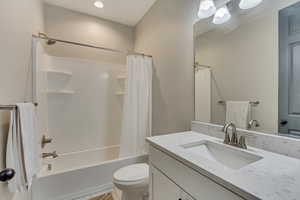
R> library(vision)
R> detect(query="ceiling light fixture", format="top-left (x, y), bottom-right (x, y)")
top-left (94, 1), bottom-right (104, 8)
top-left (239, 0), bottom-right (263, 10)
top-left (198, 0), bottom-right (217, 19)
top-left (213, 5), bottom-right (231, 25)
top-left (197, 0), bottom-right (262, 25)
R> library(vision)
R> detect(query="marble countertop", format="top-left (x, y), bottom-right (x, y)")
top-left (147, 131), bottom-right (300, 200)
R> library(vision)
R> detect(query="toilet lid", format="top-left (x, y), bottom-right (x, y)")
top-left (113, 163), bottom-right (149, 182)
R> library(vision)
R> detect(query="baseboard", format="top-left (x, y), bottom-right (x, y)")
top-left (54, 183), bottom-right (114, 200)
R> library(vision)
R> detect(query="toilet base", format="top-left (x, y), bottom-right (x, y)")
top-left (121, 190), bottom-right (148, 200)
top-left (113, 163), bottom-right (149, 200)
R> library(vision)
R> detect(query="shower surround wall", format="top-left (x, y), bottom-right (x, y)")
top-left (41, 3), bottom-right (136, 155)
top-left (37, 54), bottom-right (125, 155)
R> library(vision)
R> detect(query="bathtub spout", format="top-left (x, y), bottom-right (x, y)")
top-left (42, 151), bottom-right (58, 159)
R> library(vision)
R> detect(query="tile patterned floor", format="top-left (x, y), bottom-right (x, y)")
top-left (90, 193), bottom-right (113, 200)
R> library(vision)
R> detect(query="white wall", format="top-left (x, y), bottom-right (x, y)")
top-left (0, 0), bottom-right (44, 199)
top-left (44, 4), bottom-right (135, 64)
top-left (134, 0), bottom-right (199, 135)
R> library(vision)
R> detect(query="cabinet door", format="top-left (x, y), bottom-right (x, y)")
top-left (151, 166), bottom-right (182, 200)
top-left (150, 146), bottom-right (244, 200)
top-left (180, 190), bottom-right (194, 200)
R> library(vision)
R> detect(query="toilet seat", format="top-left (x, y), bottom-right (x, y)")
top-left (113, 163), bottom-right (149, 186)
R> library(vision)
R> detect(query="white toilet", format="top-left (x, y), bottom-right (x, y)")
top-left (113, 163), bottom-right (149, 200)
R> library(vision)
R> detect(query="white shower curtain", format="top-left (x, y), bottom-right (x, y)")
top-left (119, 55), bottom-right (152, 157)
top-left (195, 68), bottom-right (211, 122)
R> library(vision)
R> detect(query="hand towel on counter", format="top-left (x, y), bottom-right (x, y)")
top-left (225, 101), bottom-right (251, 129)
top-left (6, 103), bottom-right (41, 192)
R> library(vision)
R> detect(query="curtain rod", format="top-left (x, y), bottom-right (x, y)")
top-left (32, 33), bottom-right (152, 58)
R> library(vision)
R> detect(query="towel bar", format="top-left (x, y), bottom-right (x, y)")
top-left (0, 102), bottom-right (38, 110)
top-left (218, 101), bottom-right (259, 106)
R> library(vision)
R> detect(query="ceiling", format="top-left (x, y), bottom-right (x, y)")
top-left (44, 0), bottom-right (157, 26)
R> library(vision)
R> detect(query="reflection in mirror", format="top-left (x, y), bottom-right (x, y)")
top-left (194, 0), bottom-right (300, 136)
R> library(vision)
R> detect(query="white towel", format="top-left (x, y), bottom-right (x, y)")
top-left (226, 101), bottom-right (251, 129)
top-left (6, 109), bottom-right (26, 192)
top-left (6, 103), bottom-right (41, 192)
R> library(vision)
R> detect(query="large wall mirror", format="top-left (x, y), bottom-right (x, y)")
top-left (194, 0), bottom-right (300, 136)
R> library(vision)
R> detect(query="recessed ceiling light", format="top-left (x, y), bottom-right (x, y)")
top-left (94, 1), bottom-right (104, 8)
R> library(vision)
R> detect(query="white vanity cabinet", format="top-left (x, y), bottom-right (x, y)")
top-left (151, 166), bottom-right (193, 200)
top-left (149, 146), bottom-right (245, 200)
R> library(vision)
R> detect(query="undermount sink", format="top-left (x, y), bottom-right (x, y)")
top-left (181, 140), bottom-right (263, 170)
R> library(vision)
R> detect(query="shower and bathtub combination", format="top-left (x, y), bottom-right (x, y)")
top-left (31, 34), bottom-right (152, 200)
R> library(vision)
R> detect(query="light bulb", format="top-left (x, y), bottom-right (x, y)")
top-left (239, 0), bottom-right (263, 10)
top-left (213, 5), bottom-right (231, 25)
top-left (198, 0), bottom-right (217, 19)
top-left (94, 1), bottom-right (104, 8)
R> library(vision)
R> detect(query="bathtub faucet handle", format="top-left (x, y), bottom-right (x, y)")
top-left (42, 135), bottom-right (53, 148)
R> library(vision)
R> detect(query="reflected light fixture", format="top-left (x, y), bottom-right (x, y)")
top-left (239, 0), bottom-right (263, 9)
top-left (213, 5), bottom-right (231, 25)
top-left (198, 0), bottom-right (217, 19)
top-left (94, 1), bottom-right (104, 8)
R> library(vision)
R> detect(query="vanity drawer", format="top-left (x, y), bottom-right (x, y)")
top-left (149, 146), bottom-right (245, 200)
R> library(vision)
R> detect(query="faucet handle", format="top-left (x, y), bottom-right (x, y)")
top-left (222, 124), bottom-right (227, 132)
top-left (52, 151), bottom-right (58, 158)
top-left (248, 120), bottom-right (260, 129)
top-left (238, 136), bottom-right (247, 149)
top-left (42, 135), bottom-right (53, 148)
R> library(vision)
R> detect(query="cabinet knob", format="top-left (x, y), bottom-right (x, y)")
top-left (280, 120), bottom-right (288, 126)
top-left (0, 168), bottom-right (15, 182)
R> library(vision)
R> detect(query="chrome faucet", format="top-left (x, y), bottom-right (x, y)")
top-left (222, 123), bottom-right (247, 149)
top-left (42, 151), bottom-right (58, 159)
top-left (248, 120), bottom-right (260, 129)
top-left (222, 123), bottom-right (237, 145)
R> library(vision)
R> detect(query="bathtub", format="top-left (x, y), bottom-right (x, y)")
top-left (32, 146), bottom-right (148, 200)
